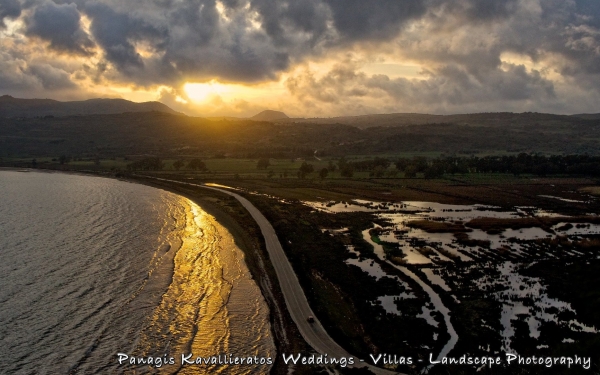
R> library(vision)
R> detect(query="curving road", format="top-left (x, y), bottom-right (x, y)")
top-left (147, 177), bottom-right (400, 374)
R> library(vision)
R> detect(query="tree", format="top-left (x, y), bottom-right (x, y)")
top-left (395, 158), bottom-right (409, 171)
top-left (319, 167), bottom-right (329, 179)
top-left (298, 162), bottom-right (314, 178)
top-left (173, 160), bottom-right (185, 171)
top-left (424, 165), bottom-right (444, 179)
top-left (386, 168), bottom-right (399, 177)
top-left (257, 158), bottom-right (270, 169)
top-left (404, 165), bottom-right (417, 178)
top-left (187, 159), bottom-right (206, 171)
top-left (340, 164), bottom-right (354, 178)
top-left (412, 156), bottom-right (428, 172)
top-left (372, 165), bottom-right (386, 177)
top-left (127, 157), bottom-right (163, 171)
top-left (373, 157), bottom-right (391, 169)
top-left (337, 156), bottom-right (348, 170)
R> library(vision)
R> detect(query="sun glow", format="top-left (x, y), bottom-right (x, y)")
top-left (183, 80), bottom-right (286, 103)
top-left (184, 81), bottom-right (231, 102)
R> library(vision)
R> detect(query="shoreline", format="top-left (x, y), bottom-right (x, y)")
top-left (123, 174), bottom-right (312, 375)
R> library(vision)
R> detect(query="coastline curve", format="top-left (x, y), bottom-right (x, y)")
top-left (147, 176), bottom-right (402, 375)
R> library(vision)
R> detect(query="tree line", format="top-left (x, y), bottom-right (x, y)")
top-left (127, 158), bottom-right (207, 171)
top-left (346, 153), bottom-right (600, 178)
top-left (333, 153), bottom-right (600, 178)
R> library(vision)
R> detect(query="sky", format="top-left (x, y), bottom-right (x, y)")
top-left (1, 0), bottom-right (599, 117)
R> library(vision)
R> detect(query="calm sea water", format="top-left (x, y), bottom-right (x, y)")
top-left (0, 171), bottom-right (274, 374)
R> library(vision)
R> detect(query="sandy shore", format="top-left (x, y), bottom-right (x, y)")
top-left (118, 174), bottom-right (311, 375)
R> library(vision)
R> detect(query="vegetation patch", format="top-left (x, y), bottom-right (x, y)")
top-left (454, 232), bottom-right (491, 248)
top-left (407, 219), bottom-right (470, 233)
top-left (580, 186), bottom-right (600, 196)
top-left (466, 217), bottom-right (547, 232)
top-left (466, 216), bottom-right (600, 234)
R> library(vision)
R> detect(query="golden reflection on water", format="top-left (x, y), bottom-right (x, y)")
top-left (132, 197), bottom-right (274, 374)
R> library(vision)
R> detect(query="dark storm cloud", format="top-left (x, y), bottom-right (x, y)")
top-left (25, 1), bottom-right (93, 55)
top-left (27, 63), bottom-right (77, 89)
top-left (0, 52), bottom-right (36, 90)
top-left (461, 0), bottom-right (519, 21)
top-left (248, 0), bottom-right (331, 47)
top-left (83, 2), bottom-right (167, 71)
top-left (575, 0), bottom-right (600, 25)
top-left (324, 0), bottom-right (426, 40)
top-left (0, 51), bottom-right (75, 92)
top-left (542, 0), bottom-right (600, 77)
top-left (146, 0), bottom-right (331, 83)
top-left (69, 0), bottom-right (429, 84)
top-left (0, 0), bottom-right (21, 28)
top-left (77, 0), bottom-right (592, 90)
top-left (155, 0), bottom-right (263, 81)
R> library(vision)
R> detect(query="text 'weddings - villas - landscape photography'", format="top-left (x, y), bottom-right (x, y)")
top-left (2, 0), bottom-right (600, 374)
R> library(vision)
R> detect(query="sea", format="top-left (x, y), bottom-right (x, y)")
top-left (0, 170), bottom-right (275, 374)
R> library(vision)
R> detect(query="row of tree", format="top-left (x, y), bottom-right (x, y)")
top-left (151, 153), bottom-right (600, 178)
top-left (315, 153), bottom-right (600, 179)
top-left (127, 158), bottom-right (207, 171)
top-left (394, 154), bottom-right (600, 177)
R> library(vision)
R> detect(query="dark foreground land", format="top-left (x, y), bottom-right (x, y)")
top-left (10, 164), bottom-right (596, 375)
top-left (137, 173), bottom-right (600, 374)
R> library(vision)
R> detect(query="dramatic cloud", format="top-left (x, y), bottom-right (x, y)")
top-left (83, 2), bottom-right (166, 72)
top-left (1, 0), bottom-right (600, 115)
top-left (0, 50), bottom-right (76, 95)
top-left (28, 63), bottom-right (78, 89)
top-left (324, 0), bottom-right (426, 41)
top-left (0, 0), bottom-right (21, 29)
top-left (0, 51), bottom-right (40, 91)
top-left (25, 1), bottom-right (94, 55)
top-left (285, 59), bottom-right (558, 116)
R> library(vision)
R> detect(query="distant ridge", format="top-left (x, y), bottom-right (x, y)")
top-left (572, 113), bottom-right (600, 120)
top-left (0, 95), bottom-right (182, 118)
top-left (279, 111), bottom-right (584, 129)
top-left (250, 110), bottom-right (289, 121)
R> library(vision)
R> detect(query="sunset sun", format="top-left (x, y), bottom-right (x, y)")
top-left (183, 81), bottom-right (230, 103)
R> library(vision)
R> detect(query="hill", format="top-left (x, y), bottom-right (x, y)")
top-left (250, 110), bottom-right (289, 121)
top-left (1, 111), bottom-right (600, 159)
top-left (0, 95), bottom-right (182, 118)
top-left (280, 112), bottom-right (593, 129)
top-left (572, 113), bottom-right (600, 120)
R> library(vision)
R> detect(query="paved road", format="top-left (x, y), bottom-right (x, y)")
top-left (147, 177), bottom-right (401, 374)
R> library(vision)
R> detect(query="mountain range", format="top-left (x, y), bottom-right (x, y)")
top-left (2, 95), bottom-right (598, 128)
top-left (0, 95), bottom-right (182, 118)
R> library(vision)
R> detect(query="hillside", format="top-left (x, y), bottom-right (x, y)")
top-left (573, 113), bottom-right (600, 120)
top-left (0, 95), bottom-right (182, 118)
top-left (282, 112), bottom-right (589, 129)
top-left (250, 110), bottom-right (289, 121)
top-left (2, 111), bottom-right (600, 159)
